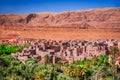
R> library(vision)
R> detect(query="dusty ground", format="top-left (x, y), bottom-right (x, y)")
top-left (0, 26), bottom-right (120, 40)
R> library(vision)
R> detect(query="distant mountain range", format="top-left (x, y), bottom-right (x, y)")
top-left (0, 8), bottom-right (120, 28)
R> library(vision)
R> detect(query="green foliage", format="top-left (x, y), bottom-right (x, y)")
top-left (0, 55), bottom-right (34, 80)
top-left (110, 47), bottom-right (120, 54)
top-left (0, 54), bottom-right (119, 80)
top-left (44, 54), bottom-right (50, 64)
top-left (0, 44), bottom-right (23, 55)
top-left (25, 58), bottom-right (38, 66)
top-left (65, 64), bottom-right (86, 78)
top-left (0, 43), bottom-right (120, 80)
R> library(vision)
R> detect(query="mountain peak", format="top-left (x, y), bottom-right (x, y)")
top-left (0, 7), bottom-right (120, 28)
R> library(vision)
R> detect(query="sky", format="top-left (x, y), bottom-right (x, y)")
top-left (0, 0), bottom-right (120, 14)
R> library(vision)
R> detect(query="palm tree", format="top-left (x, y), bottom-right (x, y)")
top-left (110, 47), bottom-right (119, 55)
top-left (32, 71), bottom-right (45, 80)
top-left (109, 47), bottom-right (120, 80)
top-left (44, 54), bottom-right (50, 64)
top-left (65, 64), bottom-right (86, 78)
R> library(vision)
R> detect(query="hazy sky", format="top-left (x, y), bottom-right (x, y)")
top-left (0, 0), bottom-right (120, 14)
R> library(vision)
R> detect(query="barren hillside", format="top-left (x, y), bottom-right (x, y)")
top-left (0, 8), bottom-right (120, 28)
top-left (0, 8), bottom-right (120, 40)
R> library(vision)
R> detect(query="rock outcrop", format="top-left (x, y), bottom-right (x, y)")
top-left (0, 8), bottom-right (120, 28)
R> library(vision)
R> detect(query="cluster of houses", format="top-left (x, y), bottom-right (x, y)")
top-left (9, 38), bottom-right (120, 66)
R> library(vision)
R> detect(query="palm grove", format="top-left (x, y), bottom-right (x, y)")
top-left (0, 44), bottom-right (120, 80)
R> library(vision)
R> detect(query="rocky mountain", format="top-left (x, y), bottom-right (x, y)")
top-left (0, 8), bottom-right (120, 28)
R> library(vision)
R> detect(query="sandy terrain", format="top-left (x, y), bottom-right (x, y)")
top-left (0, 8), bottom-right (120, 41)
top-left (0, 26), bottom-right (120, 40)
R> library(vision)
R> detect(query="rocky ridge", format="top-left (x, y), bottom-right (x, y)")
top-left (0, 8), bottom-right (120, 28)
